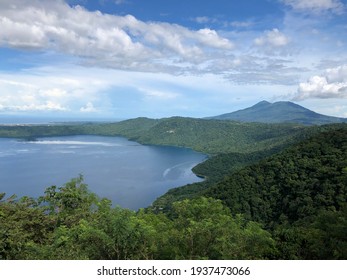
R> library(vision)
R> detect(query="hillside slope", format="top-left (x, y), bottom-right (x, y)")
top-left (203, 126), bottom-right (347, 226)
top-left (154, 125), bottom-right (347, 259)
top-left (115, 117), bottom-right (310, 154)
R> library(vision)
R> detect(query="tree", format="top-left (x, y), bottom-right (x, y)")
top-left (38, 175), bottom-right (98, 227)
top-left (169, 197), bottom-right (275, 259)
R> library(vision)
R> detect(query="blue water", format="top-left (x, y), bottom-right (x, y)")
top-left (0, 135), bottom-right (206, 209)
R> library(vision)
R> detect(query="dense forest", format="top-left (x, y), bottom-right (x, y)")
top-left (0, 120), bottom-right (346, 259)
top-left (153, 126), bottom-right (347, 259)
top-left (0, 117), bottom-right (310, 154)
top-left (204, 128), bottom-right (347, 259)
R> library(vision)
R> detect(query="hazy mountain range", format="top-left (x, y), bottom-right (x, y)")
top-left (209, 101), bottom-right (347, 125)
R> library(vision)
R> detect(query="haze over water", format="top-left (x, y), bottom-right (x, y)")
top-left (0, 135), bottom-right (206, 209)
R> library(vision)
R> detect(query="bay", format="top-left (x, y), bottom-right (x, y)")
top-left (0, 135), bottom-right (206, 209)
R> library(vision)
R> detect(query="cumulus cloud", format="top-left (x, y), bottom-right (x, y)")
top-left (197, 28), bottom-right (233, 49)
top-left (255, 29), bottom-right (289, 47)
top-left (0, 0), bottom-right (234, 72)
top-left (283, 0), bottom-right (345, 14)
top-left (254, 29), bottom-right (291, 55)
top-left (293, 65), bottom-right (347, 100)
top-left (80, 102), bottom-right (97, 112)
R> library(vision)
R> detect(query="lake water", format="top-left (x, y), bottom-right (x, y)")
top-left (0, 135), bottom-right (206, 209)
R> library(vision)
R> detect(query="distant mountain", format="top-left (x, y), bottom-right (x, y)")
top-left (209, 101), bottom-right (347, 125)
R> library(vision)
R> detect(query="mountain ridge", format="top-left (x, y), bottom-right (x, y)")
top-left (209, 101), bottom-right (347, 125)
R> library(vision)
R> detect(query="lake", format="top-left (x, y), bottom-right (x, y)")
top-left (0, 135), bottom-right (206, 209)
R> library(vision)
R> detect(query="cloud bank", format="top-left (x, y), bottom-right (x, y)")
top-left (293, 65), bottom-right (347, 100)
top-left (0, 0), bottom-right (233, 73)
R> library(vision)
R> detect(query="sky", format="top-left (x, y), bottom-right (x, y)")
top-left (0, 0), bottom-right (347, 120)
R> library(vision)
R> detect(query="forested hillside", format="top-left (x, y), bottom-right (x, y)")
top-left (127, 117), bottom-right (309, 154)
top-left (0, 117), bottom-right (309, 154)
top-left (152, 126), bottom-right (347, 259)
top-left (203, 128), bottom-right (347, 226)
top-left (202, 127), bottom-right (347, 259)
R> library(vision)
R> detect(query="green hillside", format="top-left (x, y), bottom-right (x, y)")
top-left (203, 127), bottom-right (347, 224)
top-left (129, 117), bottom-right (308, 154)
top-left (155, 125), bottom-right (347, 259)
top-left (0, 117), bottom-right (308, 154)
top-left (205, 127), bottom-right (347, 259)
top-left (152, 149), bottom-right (282, 207)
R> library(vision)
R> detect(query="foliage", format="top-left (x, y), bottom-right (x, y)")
top-left (203, 128), bottom-right (347, 225)
top-left (0, 179), bottom-right (275, 260)
top-left (152, 125), bottom-right (347, 259)
top-left (195, 127), bottom-right (347, 259)
top-left (168, 197), bottom-right (275, 259)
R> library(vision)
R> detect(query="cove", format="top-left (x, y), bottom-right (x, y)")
top-left (0, 135), bottom-right (206, 209)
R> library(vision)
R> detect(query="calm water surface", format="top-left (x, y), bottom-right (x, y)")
top-left (0, 135), bottom-right (206, 209)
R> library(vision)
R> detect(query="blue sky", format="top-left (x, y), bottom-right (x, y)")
top-left (0, 0), bottom-right (347, 120)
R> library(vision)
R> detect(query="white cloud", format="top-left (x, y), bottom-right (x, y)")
top-left (80, 102), bottom-right (97, 112)
top-left (0, 101), bottom-right (68, 112)
top-left (293, 65), bottom-right (347, 100)
top-left (283, 0), bottom-right (345, 14)
top-left (0, 66), bottom-right (113, 114)
top-left (197, 28), bottom-right (234, 49)
top-left (41, 88), bottom-right (67, 98)
top-left (140, 88), bottom-right (180, 100)
top-left (255, 28), bottom-right (290, 47)
top-left (254, 29), bottom-right (291, 55)
top-left (0, 0), bottom-right (234, 72)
